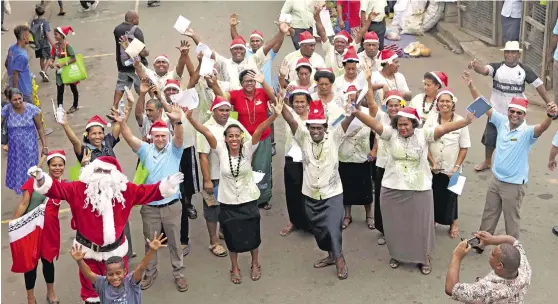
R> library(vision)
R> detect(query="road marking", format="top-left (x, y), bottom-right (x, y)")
top-left (81, 15), bottom-right (122, 24)
top-left (83, 53), bottom-right (115, 59)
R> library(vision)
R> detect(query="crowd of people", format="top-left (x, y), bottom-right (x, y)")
top-left (3, 1), bottom-right (558, 304)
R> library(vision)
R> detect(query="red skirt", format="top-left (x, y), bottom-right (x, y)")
top-left (41, 200), bottom-right (61, 262)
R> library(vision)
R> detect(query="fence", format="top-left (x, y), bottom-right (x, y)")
top-left (457, 1), bottom-right (502, 46)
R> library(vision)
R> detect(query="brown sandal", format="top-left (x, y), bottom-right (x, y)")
top-left (230, 270), bottom-right (242, 284)
top-left (251, 265), bottom-right (261, 281)
top-left (342, 216), bottom-right (352, 230)
top-left (67, 106), bottom-right (79, 114)
top-left (366, 216), bottom-right (375, 230)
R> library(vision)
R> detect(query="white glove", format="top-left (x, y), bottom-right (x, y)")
top-left (160, 172), bottom-right (184, 197)
top-left (167, 172), bottom-right (184, 186)
top-left (27, 166), bottom-right (44, 180)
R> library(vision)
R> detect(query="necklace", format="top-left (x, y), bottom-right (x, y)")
top-left (244, 97), bottom-right (257, 125)
top-left (381, 70), bottom-right (398, 90)
top-left (227, 144), bottom-right (242, 178)
top-left (422, 95), bottom-right (435, 115)
top-left (311, 141), bottom-right (324, 160)
top-left (334, 52), bottom-right (343, 68)
top-left (437, 112), bottom-right (455, 125)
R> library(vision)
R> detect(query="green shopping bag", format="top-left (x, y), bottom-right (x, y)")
top-left (68, 160), bottom-right (81, 181)
top-left (230, 111), bottom-right (238, 120)
top-left (133, 162), bottom-right (149, 185)
top-left (59, 54), bottom-right (88, 84)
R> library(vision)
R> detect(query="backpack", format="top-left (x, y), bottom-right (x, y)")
top-left (119, 25), bottom-right (138, 66)
top-left (30, 19), bottom-right (48, 50)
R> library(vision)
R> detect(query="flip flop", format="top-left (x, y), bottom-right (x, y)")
top-left (313, 257), bottom-right (336, 268)
top-left (209, 244), bottom-right (228, 257)
top-left (366, 216), bottom-right (375, 230)
top-left (336, 257), bottom-right (348, 280)
top-left (230, 270), bottom-right (242, 284)
top-left (389, 258), bottom-right (401, 269)
top-left (342, 216), bottom-right (352, 230)
top-left (418, 257), bottom-right (432, 275)
top-left (251, 265), bottom-right (262, 281)
top-left (474, 163), bottom-right (491, 172)
top-left (280, 224), bottom-right (294, 236)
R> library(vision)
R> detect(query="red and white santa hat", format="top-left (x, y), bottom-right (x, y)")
top-left (436, 88), bottom-right (456, 102)
top-left (509, 97), bottom-right (528, 113)
top-left (334, 30), bottom-right (352, 43)
top-left (250, 30), bottom-right (264, 40)
top-left (344, 85), bottom-right (358, 97)
top-left (230, 36), bottom-right (247, 49)
top-left (163, 79), bottom-right (181, 91)
top-left (153, 54), bottom-right (169, 64)
top-left (149, 119), bottom-right (170, 135)
top-left (86, 115), bottom-right (110, 130)
top-left (428, 71), bottom-right (448, 87)
top-left (342, 45), bottom-right (359, 63)
top-left (317, 67), bottom-right (334, 74)
top-left (307, 100), bottom-right (327, 124)
top-left (291, 86), bottom-right (310, 95)
top-left (379, 49), bottom-right (398, 64)
top-left (397, 107), bottom-right (420, 122)
top-left (56, 25), bottom-right (75, 37)
top-left (92, 156), bottom-right (123, 173)
top-left (46, 149), bottom-right (66, 162)
top-left (295, 57), bottom-right (312, 70)
top-left (299, 31), bottom-right (316, 45)
top-left (210, 95), bottom-right (232, 112)
top-left (383, 90), bottom-right (406, 106)
top-left (363, 31), bottom-right (379, 44)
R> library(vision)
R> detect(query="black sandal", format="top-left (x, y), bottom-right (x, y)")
top-left (389, 258), bottom-right (400, 269)
top-left (418, 257), bottom-right (432, 275)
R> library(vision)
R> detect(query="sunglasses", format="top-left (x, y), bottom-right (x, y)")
top-left (508, 109), bottom-right (524, 115)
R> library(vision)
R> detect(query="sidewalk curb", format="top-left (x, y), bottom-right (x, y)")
top-left (434, 21), bottom-right (552, 108)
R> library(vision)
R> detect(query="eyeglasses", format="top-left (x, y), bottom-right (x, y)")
top-left (242, 80), bottom-right (256, 84)
top-left (509, 109), bottom-right (524, 115)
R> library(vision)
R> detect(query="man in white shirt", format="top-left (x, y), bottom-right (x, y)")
top-left (197, 96), bottom-right (251, 258)
top-left (281, 0), bottom-right (315, 50)
top-left (135, 79), bottom-right (171, 142)
top-left (357, 31), bottom-right (381, 73)
top-left (281, 31), bottom-right (326, 84)
top-left (501, 0), bottom-right (522, 43)
top-left (360, 0), bottom-right (387, 50)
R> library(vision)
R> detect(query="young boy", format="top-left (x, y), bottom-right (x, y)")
top-left (30, 5), bottom-right (55, 82)
top-left (70, 232), bottom-right (166, 304)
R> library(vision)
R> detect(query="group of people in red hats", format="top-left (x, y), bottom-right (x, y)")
top-left (5, 2), bottom-right (558, 304)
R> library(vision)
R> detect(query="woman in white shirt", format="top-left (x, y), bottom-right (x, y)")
top-left (409, 71), bottom-right (448, 123)
top-left (371, 49), bottom-right (412, 104)
top-left (311, 69), bottom-right (345, 123)
top-left (280, 87), bottom-right (311, 236)
top-left (333, 46), bottom-right (362, 93)
top-left (280, 57), bottom-right (316, 95)
top-left (352, 106), bottom-right (474, 275)
top-left (424, 89), bottom-right (470, 239)
top-left (186, 98), bottom-right (283, 284)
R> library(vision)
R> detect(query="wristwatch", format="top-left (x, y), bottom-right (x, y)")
top-left (174, 121), bottom-right (183, 125)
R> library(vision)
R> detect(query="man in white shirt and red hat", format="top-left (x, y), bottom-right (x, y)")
top-left (357, 31), bottom-right (381, 73)
top-left (281, 31), bottom-right (327, 85)
top-left (27, 156), bottom-right (183, 303)
top-left (197, 96), bottom-right (251, 258)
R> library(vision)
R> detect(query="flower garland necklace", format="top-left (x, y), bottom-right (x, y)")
top-left (226, 143), bottom-right (242, 178)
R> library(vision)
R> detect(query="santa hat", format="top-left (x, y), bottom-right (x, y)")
top-left (56, 25), bottom-right (75, 37)
top-left (230, 36), bottom-right (247, 49)
top-left (436, 88), bottom-right (456, 102)
top-left (317, 67), bottom-right (334, 74)
top-left (150, 119), bottom-right (170, 134)
top-left (344, 85), bottom-right (358, 97)
top-left (85, 115), bottom-right (111, 130)
top-left (379, 49), bottom-right (398, 64)
top-left (429, 71), bottom-right (448, 87)
top-left (210, 95), bottom-right (232, 112)
top-left (334, 30), bottom-right (352, 43)
top-left (250, 30), bottom-right (264, 40)
top-left (295, 57), bottom-right (312, 70)
top-left (153, 54), bottom-right (169, 64)
top-left (299, 31), bottom-right (315, 45)
top-left (363, 31), bottom-right (379, 44)
top-left (397, 107), bottom-right (420, 122)
top-left (342, 46), bottom-right (359, 63)
top-left (383, 90), bottom-right (406, 106)
top-left (163, 79), bottom-right (181, 91)
top-left (291, 86), bottom-right (310, 95)
top-left (508, 97), bottom-right (528, 113)
top-left (307, 101), bottom-right (327, 124)
top-left (46, 150), bottom-right (66, 162)
top-left (91, 156), bottom-right (123, 173)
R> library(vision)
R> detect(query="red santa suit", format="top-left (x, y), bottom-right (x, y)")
top-left (33, 156), bottom-right (178, 303)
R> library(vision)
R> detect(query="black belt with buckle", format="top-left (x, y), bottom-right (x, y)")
top-left (150, 199), bottom-right (179, 209)
top-left (76, 231), bottom-right (124, 253)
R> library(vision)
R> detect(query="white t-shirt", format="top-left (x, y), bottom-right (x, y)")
top-left (371, 71), bottom-right (410, 105)
top-left (215, 48), bottom-right (268, 91)
top-left (424, 113), bottom-right (471, 173)
top-left (282, 50), bottom-right (326, 83)
top-left (374, 110), bottom-right (393, 168)
top-left (141, 64), bottom-right (181, 91)
top-left (215, 140), bottom-right (260, 205)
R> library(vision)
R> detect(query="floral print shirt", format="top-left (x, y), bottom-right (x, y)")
top-left (452, 241), bottom-right (531, 304)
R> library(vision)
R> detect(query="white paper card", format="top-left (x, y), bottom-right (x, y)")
top-left (125, 38), bottom-right (145, 58)
top-left (195, 43), bottom-right (212, 58)
top-left (173, 15), bottom-right (191, 34)
top-left (252, 171), bottom-right (265, 184)
top-left (319, 9), bottom-right (335, 37)
top-left (287, 145), bottom-right (303, 162)
top-left (199, 57), bottom-right (215, 77)
top-left (448, 176), bottom-right (466, 195)
top-left (170, 88), bottom-right (199, 109)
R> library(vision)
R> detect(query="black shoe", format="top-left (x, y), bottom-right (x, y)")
top-left (553, 226), bottom-right (558, 236)
top-left (186, 204), bottom-right (198, 219)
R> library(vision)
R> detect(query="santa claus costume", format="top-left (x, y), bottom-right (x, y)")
top-left (31, 156), bottom-right (182, 303)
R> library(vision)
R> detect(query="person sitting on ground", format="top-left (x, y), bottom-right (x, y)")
top-left (445, 231), bottom-right (531, 303)
top-left (70, 232), bottom-right (166, 304)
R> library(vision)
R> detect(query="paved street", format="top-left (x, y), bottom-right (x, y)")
top-left (1, 1), bottom-right (557, 303)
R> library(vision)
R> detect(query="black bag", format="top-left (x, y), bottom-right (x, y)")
top-left (30, 19), bottom-right (48, 50)
top-left (119, 25), bottom-right (138, 66)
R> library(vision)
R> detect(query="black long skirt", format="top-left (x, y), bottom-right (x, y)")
top-left (219, 201), bottom-right (261, 253)
top-left (374, 166), bottom-right (385, 234)
top-left (339, 161), bottom-right (373, 205)
top-left (284, 157), bottom-right (310, 230)
top-left (432, 173), bottom-right (458, 225)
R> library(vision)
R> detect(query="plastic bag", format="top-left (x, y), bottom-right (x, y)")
top-left (423, 1), bottom-right (446, 32)
top-left (68, 160), bottom-right (81, 181)
top-left (59, 54), bottom-right (88, 84)
top-left (133, 162), bottom-right (149, 185)
top-left (400, 0), bottom-right (428, 36)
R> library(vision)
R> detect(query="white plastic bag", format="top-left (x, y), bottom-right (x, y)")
top-left (390, 0), bottom-right (410, 33)
top-left (5, 0), bottom-right (12, 15)
top-left (400, 0), bottom-right (428, 36)
top-left (422, 1), bottom-right (446, 32)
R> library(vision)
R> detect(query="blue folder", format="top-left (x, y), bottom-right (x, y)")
top-left (466, 96), bottom-right (492, 118)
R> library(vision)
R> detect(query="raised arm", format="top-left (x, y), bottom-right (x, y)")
top-left (59, 113), bottom-right (82, 156)
top-left (462, 70), bottom-right (493, 119)
top-left (135, 80), bottom-right (150, 126)
top-left (112, 108), bottom-right (143, 153)
top-left (533, 103), bottom-right (557, 138)
top-left (183, 28), bottom-right (201, 46)
top-left (353, 111), bottom-right (384, 135)
top-left (252, 97), bottom-right (284, 145)
top-left (133, 232), bottom-right (166, 283)
top-left (164, 105), bottom-right (184, 148)
top-left (313, 6), bottom-right (328, 43)
top-left (175, 40), bottom-right (191, 78)
top-left (364, 68), bottom-right (379, 117)
top-left (279, 92), bottom-right (299, 134)
top-left (229, 13), bottom-right (241, 40)
top-left (70, 245), bottom-right (98, 284)
top-left (113, 87), bottom-right (135, 139)
top-left (434, 112), bottom-right (475, 141)
top-left (261, 23), bottom-right (289, 56)
top-left (185, 109), bottom-right (217, 149)
top-left (186, 54), bottom-right (202, 89)
top-left (468, 59), bottom-right (490, 76)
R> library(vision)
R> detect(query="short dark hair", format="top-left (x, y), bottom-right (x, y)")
top-left (390, 115), bottom-right (419, 129)
top-left (35, 5), bottom-right (45, 16)
top-left (342, 60), bottom-right (359, 67)
top-left (224, 124), bottom-right (242, 136)
top-left (239, 69), bottom-right (255, 84)
top-left (289, 92), bottom-right (311, 106)
top-left (313, 70), bottom-right (335, 84)
top-left (295, 66), bottom-right (312, 74)
top-left (423, 72), bottom-right (442, 89)
top-left (14, 25), bottom-right (30, 41)
top-left (105, 256), bottom-right (125, 271)
top-left (146, 99), bottom-right (163, 110)
top-left (7, 88), bottom-right (22, 100)
top-left (499, 243), bottom-right (521, 273)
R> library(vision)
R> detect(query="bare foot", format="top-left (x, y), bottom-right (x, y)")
top-left (449, 224), bottom-right (459, 238)
top-left (251, 264), bottom-right (261, 281)
top-left (2, 145), bottom-right (7, 152)
top-left (474, 161), bottom-right (491, 172)
top-left (230, 269), bottom-right (242, 284)
top-left (280, 222), bottom-right (294, 236)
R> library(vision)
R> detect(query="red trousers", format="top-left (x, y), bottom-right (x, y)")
top-left (79, 257), bottom-right (129, 303)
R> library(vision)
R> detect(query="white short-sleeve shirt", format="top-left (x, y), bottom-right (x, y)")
top-left (374, 110), bottom-right (393, 168)
top-left (424, 113), bottom-right (471, 173)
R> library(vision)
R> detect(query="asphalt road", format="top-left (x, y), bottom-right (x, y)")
top-left (1, 1), bottom-right (558, 304)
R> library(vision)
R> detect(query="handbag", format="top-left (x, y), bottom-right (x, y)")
top-left (57, 44), bottom-right (88, 84)
top-left (133, 162), bottom-right (149, 185)
top-left (68, 160), bottom-right (82, 181)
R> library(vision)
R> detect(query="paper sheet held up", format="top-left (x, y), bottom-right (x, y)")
top-left (170, 88), bottom-right (199, 109)
top-left (200, 57), bottom-right (215, 76)
top-left (196, 43), bottom-right (212, 58)
top-left (125, 39), bottom-right (145, 58)
top-left (173, 16), bottom-right (191, 34)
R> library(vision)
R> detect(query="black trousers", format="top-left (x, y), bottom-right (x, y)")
top-left (373, 167), bottom-right (385, 234)
top-left (360, 21), bottom-right (387, 51)
top-left (24, 258), bottom-right (54, 290)
top-left (57, 83), bottom-right (79, 108)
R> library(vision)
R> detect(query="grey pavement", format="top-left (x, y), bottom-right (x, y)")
top-left (1, 1), bottom-right (558, 304)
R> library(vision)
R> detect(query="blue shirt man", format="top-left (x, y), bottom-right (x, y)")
top-left (7, 43), bottom-right (33, 98)
top-left (246, 48), bottom-right (277, 88)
